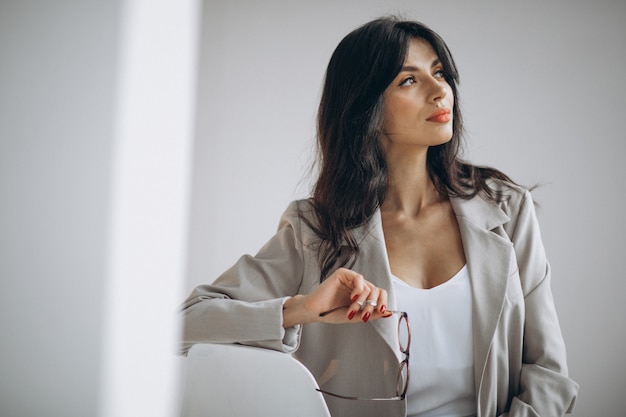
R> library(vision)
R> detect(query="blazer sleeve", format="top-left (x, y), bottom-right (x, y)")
top-left (179, 201), bottom-right (306, 355)
top-left (502, 190), bottom-right (579, 416)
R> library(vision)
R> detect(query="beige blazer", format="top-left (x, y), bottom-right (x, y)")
top-left (181, 182), bottom-right (579, 417)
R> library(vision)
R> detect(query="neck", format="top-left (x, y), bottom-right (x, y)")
top-left (382, 146), bottom-right (441, 216)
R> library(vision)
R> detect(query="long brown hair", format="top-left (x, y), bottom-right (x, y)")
top-left (307, 17), bottom-right (516, 281)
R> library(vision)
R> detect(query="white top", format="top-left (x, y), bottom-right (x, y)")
top-left (392, 265), bottom-right (476, 417)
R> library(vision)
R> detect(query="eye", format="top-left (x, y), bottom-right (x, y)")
top-left (434, 69), bottom-right (446, 79)
top-left (399, 76), bottom-right (416, 87)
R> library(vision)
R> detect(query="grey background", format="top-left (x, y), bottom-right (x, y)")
top-left (188, 1), bottom-right (626, 416)
top-left (0, 1), bottom-right (195, 416)
top-left (1, 1), bottom-right (119, 416)
top-left (1, 0), bottom-right (624, 416)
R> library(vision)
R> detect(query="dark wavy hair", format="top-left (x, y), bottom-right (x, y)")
top-left (306, 17), bottom-right (516, 280)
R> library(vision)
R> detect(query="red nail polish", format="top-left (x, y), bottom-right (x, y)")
top-left (363, 312), bottom-right (370, 323)
top-left (380, 305), bottom-right (386, 314)
top-left (348, 310), bottom-right (356, 320)
top-left (351, 294), bottom-right (358, 302)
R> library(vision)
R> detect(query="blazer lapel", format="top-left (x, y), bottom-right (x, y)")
top-left (345, 195), bottom-right (515, 371)
top-left (450, 196), bottom-right (513, 397)
top-left (349, 209), bottom-right (402, 362)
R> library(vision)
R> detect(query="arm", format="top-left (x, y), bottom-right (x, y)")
top-left (180, 201), bottom-right (391, 355)
top-left (282, 269), bottom-right (392, 328)
top-left (180, 202), bottom-right (306, 354)
top-left (502, 190), bottom-right (579, 416)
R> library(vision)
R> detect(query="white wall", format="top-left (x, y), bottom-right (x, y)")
top-left (0, 2), bottom-right (119, 415)
top-left (0, 1), bottom-right (199, 416)
top-left (189, 1), bottom-right (626, 415)
top-left (100, 1), bottom-right (200, 416)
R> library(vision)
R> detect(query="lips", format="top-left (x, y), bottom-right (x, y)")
top-left (427, 108), bottom-right (451, 123)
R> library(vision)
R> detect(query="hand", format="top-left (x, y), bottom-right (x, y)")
top-left (283, 268), bottom-right (392, 327)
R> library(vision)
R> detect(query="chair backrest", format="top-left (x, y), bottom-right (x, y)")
top-left (179, 343), bottom-right (331, 417)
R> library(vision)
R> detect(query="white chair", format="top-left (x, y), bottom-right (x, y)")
top-left (179, 343), bottom-right (331, 417)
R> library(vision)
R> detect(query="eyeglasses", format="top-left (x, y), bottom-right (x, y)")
top-left (315, 310), bottom-right (410, 401)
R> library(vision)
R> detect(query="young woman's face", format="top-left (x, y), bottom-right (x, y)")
top-left (381, 37), bottom-right (454, 150)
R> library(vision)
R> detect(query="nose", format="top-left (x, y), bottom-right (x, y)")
top-left (428, 78), bottom-right (448, 104)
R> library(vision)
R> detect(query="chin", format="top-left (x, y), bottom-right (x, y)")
top-left (430, 132), bottom-right (453, 146)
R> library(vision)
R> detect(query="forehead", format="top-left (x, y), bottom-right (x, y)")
top-left (404, 38), bottom-right (439, 66)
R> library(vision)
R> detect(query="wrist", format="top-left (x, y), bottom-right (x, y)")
top-left (282, 295), bottom-right (316, 328)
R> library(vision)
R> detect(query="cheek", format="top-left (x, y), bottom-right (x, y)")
top-left (446, 87), bottom-right (455, 105)
top-left (381, 101), bottom-right (399, 132)
top-left (381, 110), bottom-right (407, 134)
top-left (384, 98), bottom-right (414, 126)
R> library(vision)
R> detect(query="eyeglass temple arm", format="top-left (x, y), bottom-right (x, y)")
top-left (319, 305), bottom-right (403, 317)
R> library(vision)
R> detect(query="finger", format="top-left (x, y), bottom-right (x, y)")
top-left (376, 287), bottom-right (389, 315)
top-left (361, 287), bottom-right (392, 322)
top-left (348, 284), bottom-right (372, 321)
top-left (360, 285), bottom-right (380, 323)
top-left (343, 271), bottom-right (367, 298)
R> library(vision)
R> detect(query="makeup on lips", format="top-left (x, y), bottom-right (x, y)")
top-left (427, 108), bottom-right (451, 123)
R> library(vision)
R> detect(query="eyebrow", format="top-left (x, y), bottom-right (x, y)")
top-left (400, 59), bottom-right (442, 73)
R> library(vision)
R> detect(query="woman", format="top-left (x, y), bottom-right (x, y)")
top-left (181, 17), bottom-right (578, 417)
